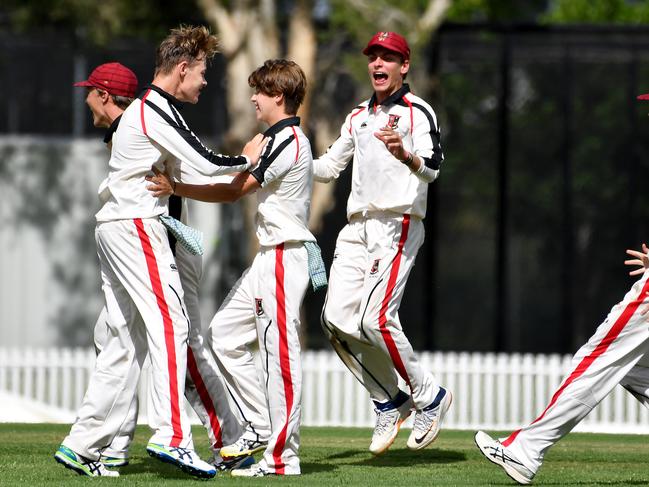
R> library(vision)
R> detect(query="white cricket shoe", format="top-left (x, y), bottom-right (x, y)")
top-left (211, 453), bottom-right (255, 472)
top-left (231, 463), bottom-right (274, 477)
top-left (54, 445), bottom-right (120, 477)
top-left (146, 442), bottom-right (216, 479)
top-left (474, 431), bottom-right (535, 485)
top-left (407, 387), bottom-right (452, 450)
top-left (220, 434), bottom-right (267, 458)
top-left (369, 398), bottom-right (413, 455)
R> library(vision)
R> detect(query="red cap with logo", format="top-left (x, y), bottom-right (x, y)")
top-left (638, 93), bottom-right (649, 100)
top-left (362, 31), bottom-right (410, 60)
top-left (73, 62), bottom-right (138, 98)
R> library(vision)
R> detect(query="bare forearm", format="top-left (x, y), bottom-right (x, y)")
top-left (174, 182), bottom-right (243, 202)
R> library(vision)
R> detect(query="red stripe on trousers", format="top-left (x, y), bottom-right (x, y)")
top-left (140, 89), bottom-right (151, 135)
top-left (378, 215), bottom-right (411, 386)
top-left (272, 244), bottom-right (293, 474)
top-left (134, 218), bottom-right (183, 446)
top-left (187, 347), bottom-right (223, 449)
top-left (503, 276), bottom-right (649, 447)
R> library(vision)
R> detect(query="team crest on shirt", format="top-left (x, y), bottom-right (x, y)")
top-left (387, 114), bottom-right (401, 129)
top-left (370, 259), bottom-right (381, 275)
top-left (255, 298), bottom-right (264, 316)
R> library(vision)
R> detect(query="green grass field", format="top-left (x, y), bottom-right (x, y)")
top-left (2, 424), bottom-right (649, 485)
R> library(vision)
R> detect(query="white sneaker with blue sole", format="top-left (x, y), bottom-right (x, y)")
top-left (146, 442), bottom-right (216, 479)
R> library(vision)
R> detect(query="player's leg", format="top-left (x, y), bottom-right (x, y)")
top-left (92, 306), bottom-right (141, 467)
top-left (242, 243), bottom-right (308, 476)
top-left (210, 260), bottom-right (271, 456)
top-left (56, 244), bottom-right (146, 477)
top-left (100, 218), bottom-right (214, 477)
top-left (360, 215), bottom-right (450, 450)
top-left (620, 350), bottom-right (649, 408)
top-left (322, 220), bottom-right (403, 402)
top-left (477, 273), bottom-right (649, 482)
top-left (175, 247), bottom-right (243, 464)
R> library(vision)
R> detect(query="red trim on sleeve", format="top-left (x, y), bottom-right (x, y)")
top-left (348, 107), bottom-right (366, 135)
top-left (140, 89), bottom-right (151, 135)
top-left (402, 95), bottom-right (414, 135)
top-left (291, 126), bottom-right (299, 163)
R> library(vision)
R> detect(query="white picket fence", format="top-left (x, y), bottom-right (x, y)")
top-left (1, 348), bottom-right (648, 433)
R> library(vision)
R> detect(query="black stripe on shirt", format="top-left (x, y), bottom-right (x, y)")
top-left (251, 134), bottom-right (296, 185)
top-left (143, 99), bottom-right (248, 168)
top-left (400, 100), bottom-right (444, 171)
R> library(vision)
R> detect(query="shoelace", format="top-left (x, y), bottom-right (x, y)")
top-left (170, 447), bottom-right (193, 463)
top-left (373, 408), bottom-right (399, 435)
top-left (413, 407), bottom-right (437, 431)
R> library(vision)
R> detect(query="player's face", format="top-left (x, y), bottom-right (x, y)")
top-left (85, 88), bottom-right (110, 128)
top-left (180, 57), bottom-right (207, 104)
top-left (250, 90), bottom-right (279, 125)
top-left (367, 47), bottom-right (409, 104)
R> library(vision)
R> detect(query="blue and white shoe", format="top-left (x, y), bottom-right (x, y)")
top-left (54, 444), bottom-right (119, 477)
top-left (212, 453), bottom-right (256, 472)
top-left (474, 431), bottom-right (535, 485)
top-left (369, 391), bottom-right (413, 455)
top-left (407, 387), bottom-right (452, 450)
top-left (231, 463), bottom-right (274, 477)
top-left (146, 443), bottom-right (216, 479)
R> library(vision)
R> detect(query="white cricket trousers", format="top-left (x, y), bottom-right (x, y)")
top-left (210, 242), bottom-right (309, 475)
top-left (322, 213), bottom-right (440, 409)
top-left (85, 238), bottom-right (241, 460)
top-left (502, 269), bottom-right (649, 474)
top-left (63, 218), bottom-right (195, 460)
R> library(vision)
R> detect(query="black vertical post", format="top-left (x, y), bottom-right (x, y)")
top-left (627, 45), bottom-right (639, 248)
top-left (495, 31), bottom-right (511, 352)
top-left (559, 45), bottom-right (574, 353)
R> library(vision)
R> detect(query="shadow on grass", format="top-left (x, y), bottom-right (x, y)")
top-left (300, 462), bottom-right (339, 474)
top-left (119, 458), bottom-right (199, 480)
top-left (324, 447), bottom-right (466, 467)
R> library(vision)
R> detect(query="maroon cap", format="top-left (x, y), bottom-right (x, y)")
top-left (73, 62), bottom-right (138, 98)
top-left (362, 31), bottom-right (410, 60)
top-left (638, 93), bottom-right (649, 100)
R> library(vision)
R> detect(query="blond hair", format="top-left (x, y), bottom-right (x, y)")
top-left (155, 25), bottom-right (219, 75)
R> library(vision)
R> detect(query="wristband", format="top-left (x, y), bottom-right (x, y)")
top-left (401, 152), bottom-right (414, 166)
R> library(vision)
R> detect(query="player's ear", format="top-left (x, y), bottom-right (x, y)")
top-left (274, 93), bottom-right (284, 106)
top-left (97, 89), bottom-right (110, 104)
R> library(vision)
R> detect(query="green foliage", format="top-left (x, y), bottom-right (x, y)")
top-left (544, 0), bottom-right (649, 24)
top-left (3, 0), bottom-right (205, 45)
top-left (3, 424), bottom-right (649, 485)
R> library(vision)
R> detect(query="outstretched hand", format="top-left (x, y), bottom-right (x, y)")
top-left (374, 127), bottom-right (408, 162)
top-left (624, 243), bottom-right (649, 315)
top-left (624, 243), bottom-right (649, 276)
top-left (242, 133), bottom-right (267, 166)
top-left (146, 166), bottom-right (174, 197)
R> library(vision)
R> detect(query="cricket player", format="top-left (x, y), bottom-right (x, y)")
top-left (313, 31), bottom-right (452, 455)
top-left (147, 58), bottom-right (318, 477)
top-left (475, 237), bottom-right (649, 485)
top-left (63, 61), bottom-right (246, 475)
top-left (54, 25), bottom-right (265, 479)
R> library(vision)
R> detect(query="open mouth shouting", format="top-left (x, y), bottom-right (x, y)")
top-left (373, 71), bottom-right (389, 85)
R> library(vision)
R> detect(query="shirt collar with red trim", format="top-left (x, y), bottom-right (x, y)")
top-left (368, 83), bottom-right (411, 112)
